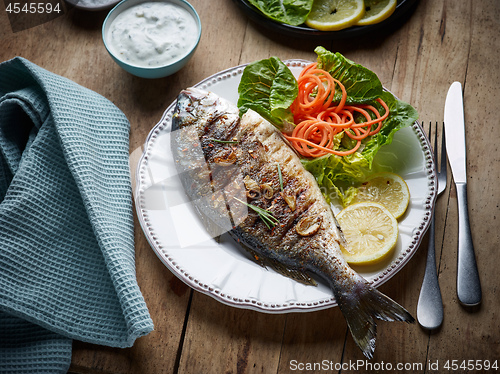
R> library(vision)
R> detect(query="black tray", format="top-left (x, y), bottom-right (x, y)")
top-left (232, 0), bottom-right (419, 40)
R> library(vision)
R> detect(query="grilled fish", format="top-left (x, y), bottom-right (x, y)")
top-left (171, 87), bottom-right (414, 358)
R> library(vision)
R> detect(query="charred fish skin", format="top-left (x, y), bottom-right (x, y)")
top-left (171, 89), bottom-right (242, 233)
top-left (171, 88), bottom-right (414, 359)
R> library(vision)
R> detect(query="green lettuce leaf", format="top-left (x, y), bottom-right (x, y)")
top-left (247, 0), bottom-right (314, 26)
top-left (314, 46), bottom-right (384, 104)
top-left (361, 91), bottom-right (419, 166)
top-left (237, 56), bottom-right (298, 131)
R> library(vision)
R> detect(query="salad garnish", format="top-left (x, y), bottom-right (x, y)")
top-left (237, 47), bottom-right (419, 203)
top-left (284, 62), bottom-right (389, 157)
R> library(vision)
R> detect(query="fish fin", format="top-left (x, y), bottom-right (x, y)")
top-left (267, 259), bottom-right (318, 286)
top-left (239, 243), bottom-right (268, 268)
top-left (239, 243), bottom-right (317, 286)
top-left (336, 282), bottom-right (415, 359)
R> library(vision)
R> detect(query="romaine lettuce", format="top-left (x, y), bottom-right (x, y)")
top-left (314, 46), bottom-right (384, 104)
top-left (237, 56), bottom-right (298, 132)
top-left (247, 0), bottom-right (314, 26)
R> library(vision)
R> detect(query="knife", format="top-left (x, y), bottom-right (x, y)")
top-left (444, 81), bottom-right (482, 306)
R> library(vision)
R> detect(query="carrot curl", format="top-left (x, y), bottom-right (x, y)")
top-left (284, 63), bottom-right (389, 158)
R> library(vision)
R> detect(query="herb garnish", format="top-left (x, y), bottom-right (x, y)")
top-left (233, 197), bottom-right (279, 229)
top-left (277, 163), bottom-right (283, 191)
top-left (208, 138), bottom-right (238, 144)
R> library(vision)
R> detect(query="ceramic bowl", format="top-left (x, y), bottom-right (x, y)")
top-left (65, 0), bottom-right (120, 12)
top-left (102, 0), bottom-right (201, 79)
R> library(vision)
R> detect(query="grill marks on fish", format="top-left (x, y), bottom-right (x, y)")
top-left (172, 96), bottom-right (242, 233)
top-left (230, 119), bottom-right (331, 269)
top-left (171, 87), bottom-right (414, 359)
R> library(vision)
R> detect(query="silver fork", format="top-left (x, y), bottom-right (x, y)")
top-left (417, 122), bottom-right (447, 330)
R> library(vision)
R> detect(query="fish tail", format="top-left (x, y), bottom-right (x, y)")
top-left (335, 281), bottom-right (415, 359)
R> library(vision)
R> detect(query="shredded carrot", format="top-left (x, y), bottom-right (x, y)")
top-left (284, 63), bottom-right (389, 158)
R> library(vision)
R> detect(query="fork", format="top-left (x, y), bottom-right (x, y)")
top-left (417, 122), bottom-right (446, 330)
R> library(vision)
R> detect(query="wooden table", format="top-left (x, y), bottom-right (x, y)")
top-left (2, 0), bottom-right (499, 372)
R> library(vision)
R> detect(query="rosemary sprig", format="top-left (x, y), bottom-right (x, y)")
top-left (208, 138), bottom-right (238, 144)
top-left (276, 163), bottom-right (283, 191)
top-left (233, 197), bottom-right (279, 229)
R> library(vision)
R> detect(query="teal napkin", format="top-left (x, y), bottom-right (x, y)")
top-left (0, 57), bottom-right (154, 373)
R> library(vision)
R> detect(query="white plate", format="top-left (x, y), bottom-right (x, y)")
top-left (135, 60), bottom-right (437, 313)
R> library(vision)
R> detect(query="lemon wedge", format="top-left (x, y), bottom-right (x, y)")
top-left (349, 172), bottom-right (410, 220)
top-left (337, 202), bottom-right (398, 265)
top-left (356, 0), bottom-right (397, 26)
top-left (305, 0), bottom-right (365, 31)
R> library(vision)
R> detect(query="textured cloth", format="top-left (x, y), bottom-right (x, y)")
top-left (0, 57), bottom-right (154, 373)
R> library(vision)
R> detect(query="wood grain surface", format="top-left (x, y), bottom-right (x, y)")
top-left (1, 0), bottom-right (499, 372)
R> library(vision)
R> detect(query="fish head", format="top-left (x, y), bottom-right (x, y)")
top-left (172, 87), bottom-right (239, 132)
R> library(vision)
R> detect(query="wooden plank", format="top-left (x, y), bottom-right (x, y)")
top-left (389, 0), bottom-right (470, 118)
top-left (177, 293), bottom-right (286, 374)
top-left (277, 308), bottom-right (347, 372)
top-left (426, 0), bottom-right (500, 364)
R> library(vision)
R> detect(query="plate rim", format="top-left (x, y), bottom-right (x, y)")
top-left (135, 59), bottom-right (437, 313)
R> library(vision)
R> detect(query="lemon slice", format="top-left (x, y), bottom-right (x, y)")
top-left (305, 0), bottom-right (365, 31)
top-left (356, 0), bottom-right (397, 26)
top-left (337, 202), bottom-right (398, 265)
top-left (349, 172), bottom-right (410, 219)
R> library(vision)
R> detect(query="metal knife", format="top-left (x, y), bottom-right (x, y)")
top-left (444, 81), bottom-right (482, 306)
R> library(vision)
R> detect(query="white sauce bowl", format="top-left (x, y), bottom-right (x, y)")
top-left (102, 0), bottom-right (201, 78)
top-left (65, 0), bottom-right (120, 12)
